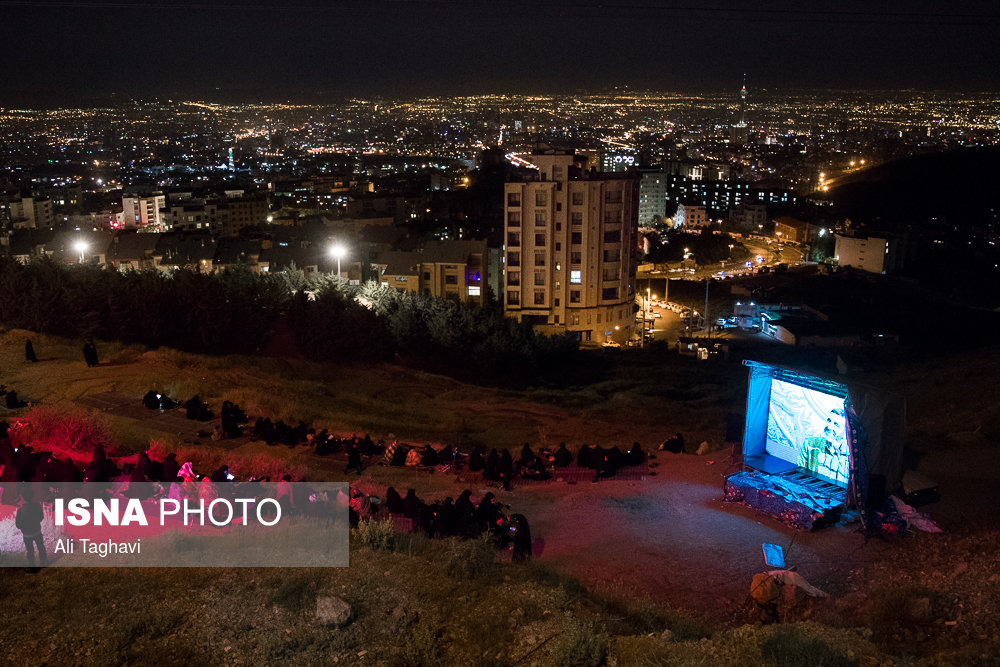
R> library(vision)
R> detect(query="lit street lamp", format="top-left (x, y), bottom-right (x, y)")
top-left (329, 244), bottom-right (346, 279)
top-left (73, 239), bottom-right (89, 264)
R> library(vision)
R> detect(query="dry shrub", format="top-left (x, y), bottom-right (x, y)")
top-left (353, 518), bottom-right (396, 551)
top-left (11, 405), bottom-right (116, 455)
top-left (759, 626), bottom-right (856, 667)
top-left (445, 532), bottom-right (497, 581)
top-left (549, 615), bottom-right (609, 667)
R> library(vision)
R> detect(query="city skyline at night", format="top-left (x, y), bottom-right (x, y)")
top-left (2, 1), bottom-right (1000, 105)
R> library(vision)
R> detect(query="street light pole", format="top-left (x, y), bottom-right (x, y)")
top-left (73, 239), bottom-right (89, 264)
top-left (329, 243), bottom-right (346, 280)
top-left (704, 279), bottom-right (710, 338)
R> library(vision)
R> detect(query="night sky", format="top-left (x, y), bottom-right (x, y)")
top-left (2, 0), bottom-right (999, 104)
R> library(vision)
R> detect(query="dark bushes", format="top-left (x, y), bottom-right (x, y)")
top-left (0, 256), bottom-right (578, 387)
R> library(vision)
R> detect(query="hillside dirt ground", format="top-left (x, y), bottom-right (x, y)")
top-left (0, 329), bottom-right (998, 665)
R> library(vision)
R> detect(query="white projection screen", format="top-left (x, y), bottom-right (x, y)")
top-left (765, 379), bottom-right (850, 486)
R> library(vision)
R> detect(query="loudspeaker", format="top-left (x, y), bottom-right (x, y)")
top-left (725, 412), bottom-right (744, 443)
top-left (865, 473), bottom-right (886, 507)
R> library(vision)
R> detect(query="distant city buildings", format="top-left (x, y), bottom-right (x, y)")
top-left (0, 89), bottom-right (997, 317)
top-left (730, 202), bottom-right (768, 232)
top-left (1, 195), bottom-right (54, 229)
top-left (504, 148), bottom-right (639, 343)
top-left (160, 191), bottom-right (269, 236)
top-left (664, 174), bottom-right (798, 215)
top-left (121, 193), bottom-right (165, 229)
top-left (600, 151), bottom-right (639, 173)
top-left (674, 203), bottom-right (708, 229)
top-left (773, 216), bottom-right (821, 244)
top-left (377, 240), bottom-right (494, 305)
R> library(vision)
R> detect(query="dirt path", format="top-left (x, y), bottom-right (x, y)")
top-left (509, 454), bottom-right (895, 620)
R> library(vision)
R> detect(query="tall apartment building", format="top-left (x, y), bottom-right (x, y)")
top-left (503, 149), bottom-right (639, 343)
top-left (637, 168), bottom-right (667, 226)
top-left (2, 196), bottom-right (55, 230)
top-left (730, 202), bottom-right (768, 232)
top-left (834, 233), bottom-right (901, 274)
top-left (122, 193), bottom-right (166, 230)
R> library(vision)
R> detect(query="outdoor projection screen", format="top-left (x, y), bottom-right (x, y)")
top-left (765, 379), bottom-right (850, 486)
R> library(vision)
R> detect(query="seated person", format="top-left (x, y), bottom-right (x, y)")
top-left (553, 442), bottom-right (574, 467)
top-left (4, 391), bottom-right (27, 409)
top-left (625, 442), bottom-right (646, 467)
top-left (142, 390), bottom-right (161, 410)
top-left (420, 445), bottom-right (439, 467)
top-left (467, 447), bottom-right (485, 472)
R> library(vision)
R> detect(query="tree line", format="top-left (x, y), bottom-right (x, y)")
top-left (0, 257), bottom-right (578, 387)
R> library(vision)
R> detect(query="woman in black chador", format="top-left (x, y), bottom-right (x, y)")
top-left (402, 489), bottom-right (422, 519)
top-left (385, 487), bottom-right (404, 514)
top-left (82, 340), bottom-right (99, 367)
top-left (24, 339), bottom-right (37, 363)
top-left (554, 442), bottom-right (573, 467)
top-left (468, 446), bottom-right (485, 472)
top-left (511, 514), bottom-right (532, 562)
top-left (420, 445), bottom-right (439, 467)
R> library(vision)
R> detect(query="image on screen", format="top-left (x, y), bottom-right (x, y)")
top-left (765, 379), bottom-right (850, 485)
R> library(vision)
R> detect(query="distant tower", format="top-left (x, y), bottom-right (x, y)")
top-left (740, 73), bottom-right (747, 126)
top-left (730, 74), bottom-right (750, 147)
top-left (228, 147), bottom-right (235, 172)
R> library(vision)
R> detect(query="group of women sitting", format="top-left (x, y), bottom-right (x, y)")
top-left (351, 485), bottom-right (532, 561)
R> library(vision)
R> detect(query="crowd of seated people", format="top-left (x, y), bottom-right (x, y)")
top-left (574, 442), bottom-right (648, 478)
top-left (468, 441), bottom-right (647, 485)
top-left (0, 425), bottom-right (344, 517)
top-left (313, 431), bottom-right (383, 459)
top-left (351, 485), bottom-right (531, 558)
top-left (139, 390), bottom-right (388, 466)
top-left (142, 390), bottom-right (176, 411)
top-left (383, 441), bottom-right (452, 468)
top-left (141, 390), bottom-right (220, 423)
top-left (183, 396), bottom-right (213, 421)
top-left (0, 421), bottom-right (324, 504)
top-left (220, 401), bottom-right (247, 439)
